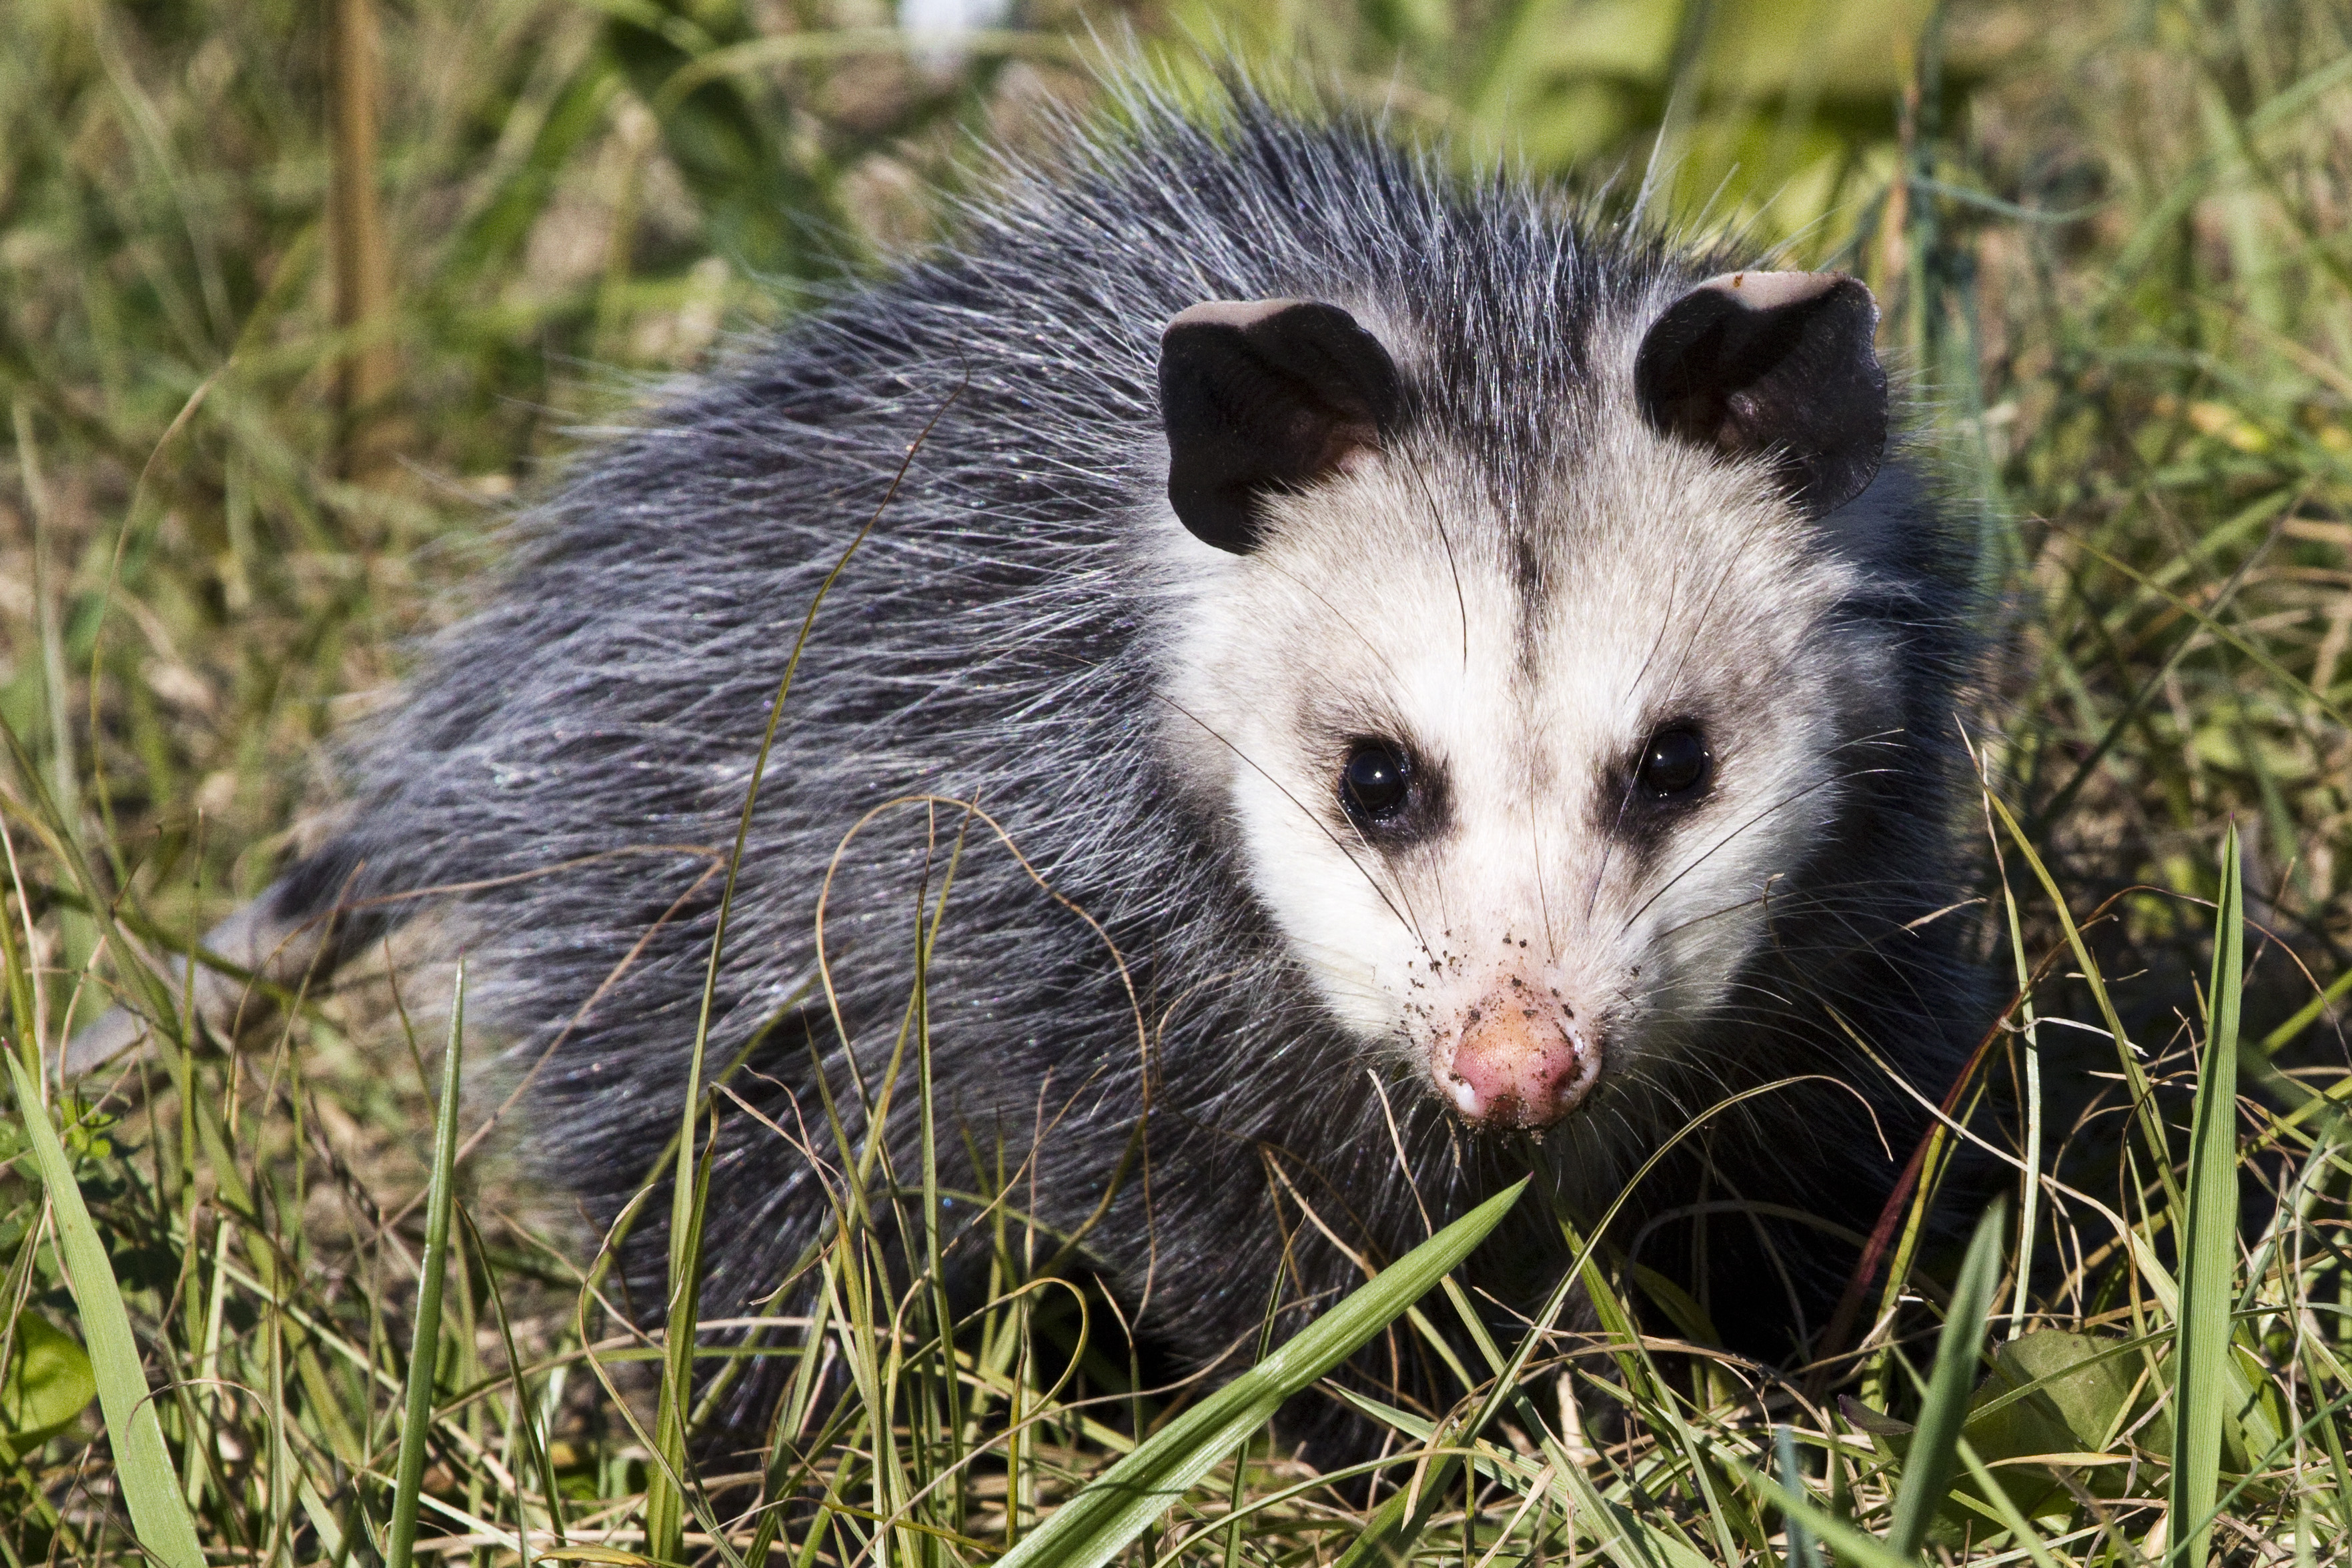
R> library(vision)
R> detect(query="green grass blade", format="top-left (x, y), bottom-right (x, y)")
top-left (641, 355), bottom-right (957, 1566)
top-left (458, 1203), bottom-right (563, 1559)
top-left (385, 960), bottom-right (467, 1568)
top-left (1730, 1449), bottom-right (1919, 1568)
top-left (1774, 1426), bottom-right (1822, 1568)
top-left (4, 1052), bottom-right (203, 1568)
top-left (994, 1178), bottom-right (1527, 1568)
top-left (2168, 823), bottom-right (2244, 1568)
top-left (1544, 1449), bottom-right (1715, 1568)
top-left (1985, 790), bottom-right (2180, 1213)
top-left (1339, 1074), bottom-right (1839, 1568)
top-left (2259, 962), bottom-right (2352, 1056)
top-left (440, 56), bottom-right (619, 279)
top-left (2070, 536), bottom-right (2351, 729)
top-left (1888, 1197), bottom-right (2007, 1559)
top-left (646, 1108), bottom-right (718, 1565)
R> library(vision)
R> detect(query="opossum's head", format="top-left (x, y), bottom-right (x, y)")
top-left (1154, 273), bottom-right (1903, 1132)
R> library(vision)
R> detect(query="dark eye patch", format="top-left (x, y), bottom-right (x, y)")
top-left (1597, 719), bottom-right (1717, 850)
top-left (1336, 737), bottom-right (1446, 845)
top-left (1636, 726), bottom-right (1711, 799)
top-left (1342, 742), bottom-right (1411, 820)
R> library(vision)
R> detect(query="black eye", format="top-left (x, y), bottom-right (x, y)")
top-left (1636, 726), bottom-right (1711, 800)
top-left (1341, 741), bottom-right (1413, 824)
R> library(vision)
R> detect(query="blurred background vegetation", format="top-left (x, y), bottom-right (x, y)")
top-left (1, 0), bottom-right (2349, 1561)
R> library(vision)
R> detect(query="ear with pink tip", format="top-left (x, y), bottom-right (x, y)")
top-left (1634, 271), bottom-right (1888, 518)
top-left (1157, 298), bottom-right (1403, 553)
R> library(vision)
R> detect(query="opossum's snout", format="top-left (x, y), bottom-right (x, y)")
top-left (1441, 988), bottom-right (1603, 1128)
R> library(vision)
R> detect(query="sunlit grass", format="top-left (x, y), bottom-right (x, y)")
top-left (2, 0), bottom-right (2349, 1563)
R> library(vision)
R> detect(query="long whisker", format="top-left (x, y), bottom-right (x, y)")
top-left (1150, 689), bottom-right (1431, 957)
top-left (1531, 766), bottom-right (1559, 961)
top-left (1614, 730), bottom-right (1911, 940)
top-left (1342, 799), bottom-right (1437, 961)
top-left (1217, 556), bottom-right (1449, 956)
top-left (1647, 886), bottom-right (1775, 943)
top-left (1253, 555), bottom-right (1403, 684)
top-left (1620, 763), bottom-right (1900, 936)
top-left (1644, 871), bottom-right (1956, 946)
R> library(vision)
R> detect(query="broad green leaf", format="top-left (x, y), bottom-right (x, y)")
top-left (1944, 1331), bottom-right (2148, 1520)
top-left (0, 1308), bottom-right (95, 1457)
top-left (603, 0), bottom-right (841, 279)
top-left (994, 1178), bottom-right (1526, 1568)
top-left (1981, 1332), bottom-right (2142, 1460)
top-left (5, 1052), bottom-right (203, 1568)
top-left (1952, 1437), bottom-right (2065, 1568)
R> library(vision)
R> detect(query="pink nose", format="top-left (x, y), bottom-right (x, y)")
top-left (1443, 992), bottom-right (1602, 1129)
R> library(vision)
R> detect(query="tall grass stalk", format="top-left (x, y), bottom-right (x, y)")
top-left (330, 0), bottom-right (398, 487)
top-left (385, 961), bottom-right (466, 1568)
top-left (2167, 825), bottom-right (2244, 1568)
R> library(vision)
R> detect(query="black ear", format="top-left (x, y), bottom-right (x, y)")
top-left (1158, 299), bottom-right (1403, 553)
top-left (1634, 271), bottom-right (1887, 518)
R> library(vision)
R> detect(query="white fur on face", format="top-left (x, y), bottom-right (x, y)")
top-left (1153, 333), bottom-right (1902, 1123)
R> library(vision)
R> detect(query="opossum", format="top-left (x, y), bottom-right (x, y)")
top-left (75, 86), bottom-right (1988, 1449)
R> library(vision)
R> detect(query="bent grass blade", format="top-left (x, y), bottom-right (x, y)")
top-left (994, 1177), bottom-right (1528, 1568)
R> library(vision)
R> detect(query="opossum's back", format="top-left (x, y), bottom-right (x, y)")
top-left (328, 107), bottom-right (1610, 930)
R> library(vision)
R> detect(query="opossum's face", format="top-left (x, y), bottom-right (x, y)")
top-left (1155, 275), bottom-right (1898, 1132)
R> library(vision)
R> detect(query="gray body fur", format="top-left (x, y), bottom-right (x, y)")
top-left (89, 90), bottom-right (1989, 1447)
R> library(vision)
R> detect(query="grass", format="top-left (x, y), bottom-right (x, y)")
top-left (1, 0), bottom-right (2349, 1563)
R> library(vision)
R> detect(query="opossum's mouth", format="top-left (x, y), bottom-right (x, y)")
top-left (1436, 994), bottom-right (1604, 1130)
